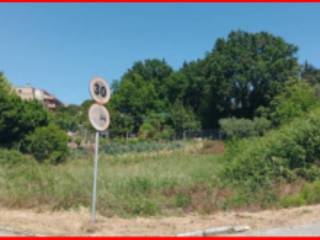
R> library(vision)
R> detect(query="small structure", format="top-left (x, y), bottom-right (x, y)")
top-left (14, 85), bottom-right (63, 110)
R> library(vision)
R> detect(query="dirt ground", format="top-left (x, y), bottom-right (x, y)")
top-left (0, 204), bottom-right (320, 236)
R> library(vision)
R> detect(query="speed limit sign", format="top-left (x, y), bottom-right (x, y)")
top-left (88, 76), bottom-right (111, 223)
top-left (89, 77), bottom-right (111, 104)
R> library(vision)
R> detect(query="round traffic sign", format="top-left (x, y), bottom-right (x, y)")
top-left (89, 77), bottom-right (111, 104)
top-left (88, 103), bottom-right (110, 131)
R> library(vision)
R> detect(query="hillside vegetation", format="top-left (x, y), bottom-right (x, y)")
top-left (2, 104), bottom-right (320, 216)
top-left (1, 30), bottom-right (320, 216)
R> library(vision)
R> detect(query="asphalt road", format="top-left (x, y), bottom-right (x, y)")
top-left (238, 222), bottom-right (320, 236)
top-left (0, 230), bottom-right (16, 236)
top-left (1, 222), bottom-right (320, 236)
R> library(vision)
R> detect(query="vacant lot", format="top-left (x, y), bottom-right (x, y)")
top-left (0, 140), bottom-right (226, 217)
top-left (1, 204), bottom-right (320, 236)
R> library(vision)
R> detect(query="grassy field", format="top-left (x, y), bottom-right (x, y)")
top-left (0, 140), bottom-right (226, 217)
top-left (3, 114), bottom-right (320, 219)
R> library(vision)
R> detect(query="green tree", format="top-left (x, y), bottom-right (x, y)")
top-left (301, 62), bottom-right (320, 86)
top-left (178, 31), bottom-right (299, 128)
top-left (51, 105), bottom-right (81, 132)
top-left (0, 74), bottom-right (49, 147)
top-left (22, 124), bottom-right (69, 164)
top-left (170, 101), bottom-right (201, 137)
top-left (268, 80), bottom-right (318, 125)
top-left (138, 112), bottom-right (174, 140)
top-left (108, 108), bottom-right (134, 137)
top-left (110, 59), bottom-right (173, 132)
top-left (0, 72), bottom-right (12, 94)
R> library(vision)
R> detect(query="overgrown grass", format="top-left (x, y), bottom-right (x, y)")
top-left (280, 180), bottom-right (320, 208)
top-left (0, 140), bottom-right (225, 217)
top-left (3, 106), bottom-right (320, 218)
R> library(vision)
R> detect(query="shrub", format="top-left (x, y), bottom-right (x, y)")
top-left (0, 96), bottom-right (49, 148)
top-left (280, 180), bottom-right (320, 208)
top-left (139, 121), bottom-right (174, 140)
top-left (269, 80), bottom-right (318, 125)
top-left (253, 117), bottom-right (272, 136)
top-left (0, 148), bottom-right (35, 166)
top-left (219, 117), bottom-right (271, 139)
top-left (222, 107), bottom-right (320, 195)
top-left (22, 125), bottom-right (69, 164)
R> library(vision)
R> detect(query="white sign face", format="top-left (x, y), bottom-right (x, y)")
top-left (88, 103), bottom-right (110, 132)
top-left (89, 77), bottom-right (111, 104)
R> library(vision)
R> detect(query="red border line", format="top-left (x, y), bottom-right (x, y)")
top-left (1, 237), bottom-right (320, 239)
top-left (0, 0), bottom-right (320, 2)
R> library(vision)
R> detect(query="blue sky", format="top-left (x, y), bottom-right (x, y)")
top-left (0, 3), bottom-right (319, 105)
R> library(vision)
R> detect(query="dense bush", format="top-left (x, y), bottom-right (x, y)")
top-left (50, 105), bottom-right (81, 132)
top-left (138, 113), bottom-right (175, 140)
top-left (0, 73), bottom-right (49, 147)
top-left (268, 80), bottom-right (318, 125)
top-left (219, 117), bottom-right (271, 139)
top-left (222, 107), bottom-right (320, 195)
top-left (22, 125), bottom-right (69, 164)
top-left (0, 95), bottom-right (49, 148)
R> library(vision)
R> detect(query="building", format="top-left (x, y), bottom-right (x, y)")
top-left (14, 85), bottom-right (63, 110)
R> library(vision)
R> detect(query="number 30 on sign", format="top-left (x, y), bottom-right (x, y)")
top-left (89, 77), bottom-right (111, 105)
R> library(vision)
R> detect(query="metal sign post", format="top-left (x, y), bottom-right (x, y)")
top-left (92, 131), bottom-right (99, 222)
top-left (88, 77), bottom-right (111, 223)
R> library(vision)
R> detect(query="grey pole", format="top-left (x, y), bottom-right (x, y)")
top-left (92, 131), bottom-right (100, 223)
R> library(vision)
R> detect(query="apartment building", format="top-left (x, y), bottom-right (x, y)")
top-left (14, 86), bottom-right (63, 110)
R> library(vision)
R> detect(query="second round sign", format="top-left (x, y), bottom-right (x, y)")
top-left (88, 103), bottom-right (110, 132)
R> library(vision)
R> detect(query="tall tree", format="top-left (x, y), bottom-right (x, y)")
top-left (180, 31), bottom-right (299, 128)
top-left (301, 62), bottom-right (320, 86)
top-left (110, 59), bottom-right (173, 132)
top-left (0, 74), bottom-right (49, 147)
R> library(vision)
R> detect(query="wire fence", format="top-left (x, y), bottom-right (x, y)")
top-left (182, 129), bottom-right (225, 140)
top-left (70, 128), bottom-right (225, 151)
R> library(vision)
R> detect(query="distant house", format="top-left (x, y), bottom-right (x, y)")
top-left (14, 85), bottom-right (63, 110)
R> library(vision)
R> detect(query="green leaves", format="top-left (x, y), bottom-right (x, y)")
top-left (0, 97), bottom-right (49, 147)
top-left (268, 80), bottom-right (318, 125)
top-left (22, 124), bottom-right (69, 164)
top-left (219, 117), bottom-right (271, 139)
top-left (223, 107), bottom-right (320, 193)
top-left (108, 31), bottom-right (302, 134)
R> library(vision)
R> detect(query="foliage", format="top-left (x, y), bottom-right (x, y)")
top-left (0, 148), bottom-right (35, 166)
top-left (219, 117), bottom-right (271, 139)
top-left (267, 80), bottom-right (318, 125)
top-left (108, 108), bottom-right (134, 137)
top-left (0, 141), bottom-right (221, 216)
top-left (22, 125), bottom-right (69, 164)
top-left (222, 107), bottom-right (320, 197)
top-left (0, 72), bottom-right (12, 94)
top-left (110, 59), bottom-right (173, 132)
top-left (0, 73), bottom-right (50, 148)
top-left (104, 140), bottom-right (184, 155)
top-left (103, 31), bottom-right (300, 133)
top-left (182, 31), bottom-right (299, 128)
top-left (280, 180), bottom-right (320, 208)
top-left (170, 101), bottom-right (201, 137)
top-left (50, 105), bottom-right (81, 132)
top-left (301, 62), bottom-right (320, 86)
top-left (0, 81), bottom-right (49, 147)
top-left (138, 112), bottom-right (174, 140)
